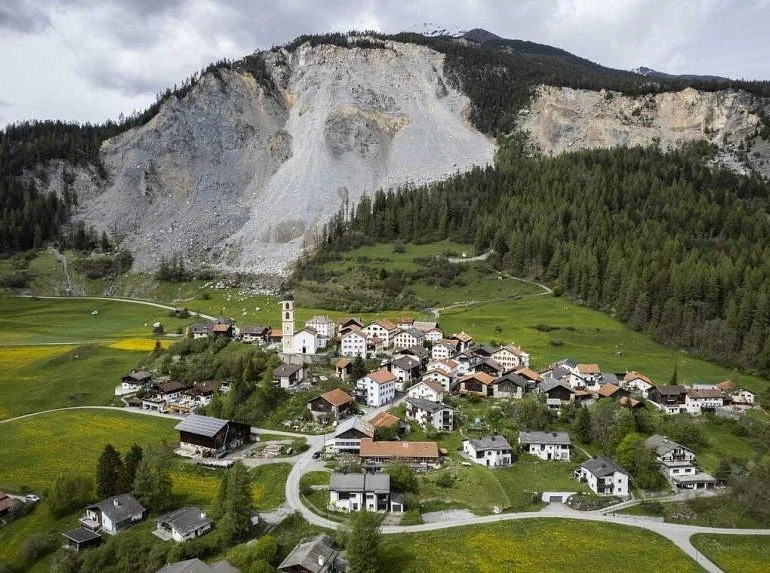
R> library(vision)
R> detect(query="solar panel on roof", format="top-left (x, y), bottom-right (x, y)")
top-left (174, 414), bottom-right (229, 437)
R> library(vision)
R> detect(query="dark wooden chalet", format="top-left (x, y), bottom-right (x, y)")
top-left (175, 415), bottom-right (251, 455)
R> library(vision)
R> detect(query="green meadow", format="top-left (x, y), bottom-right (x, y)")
top-left (691, 534), bottom-right (770, 573)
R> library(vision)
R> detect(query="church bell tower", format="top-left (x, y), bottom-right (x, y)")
top-left (281, 292), bottom-right (295, 353)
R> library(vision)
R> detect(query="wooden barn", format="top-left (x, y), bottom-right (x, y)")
top-left (175, 415), bottom-right (251, 455)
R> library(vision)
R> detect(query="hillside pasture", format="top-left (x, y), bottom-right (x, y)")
top-left (691, 534), bottom-right (770, 573)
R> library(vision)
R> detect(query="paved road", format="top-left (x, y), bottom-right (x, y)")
top-left (16, 294), bottom-right (217, 321)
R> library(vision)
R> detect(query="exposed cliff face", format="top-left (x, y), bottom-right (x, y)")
top-left (520, 86), bottom-right (770, 176)
top-left (78, 41), bottom-right (495, 274)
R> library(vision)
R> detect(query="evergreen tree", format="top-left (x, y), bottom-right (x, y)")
top-left (572, 405), bottom-right (592, 444)
top-left (96, 444), bottom-right (127, 499)
top-left (346, 510), bottom-right (383, 573)
top-left (123, 444), bottom-right (143, 488)
top-left (218, 461), bottom-right (254, 545)
top-left (132, 444), bottom-right (173, 512)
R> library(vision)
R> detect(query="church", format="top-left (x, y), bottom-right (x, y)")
top-left (280, 293), bottom-right (325, 355)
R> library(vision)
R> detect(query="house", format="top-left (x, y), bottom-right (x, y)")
top-left (185, 380), bottom-right (219, 407)
top-left (413, 320), bottom-right (437, 332)
top-left (175, 415), bottom-right (251, 455)
top-left (389, 356), bottom-right (421, 391)
top-left (623, 371), bottom-right (655, 397)
top-left (574, 456), bottom-right (629, 496)
top-left (514, 367), bottom-right (543, 384)
top-left (727, 388), bottom-right (756, 408)
top-left (407, 379), bottom-right (445, 402)
top-left (518, 431), bottom-right (571, 461)
top-left (405, 397), bottom-right (453, 431)
top-left (308, 388), bottom-right (354, 421)
top-left (569, 363), bottom-right (601, 389)
top-left (422, 327), bottom-right (444, 343)
top-left (644, 435), bottom-right (697, 464)
top-left (396, 345), bottom-right (430, 365)
top-left (393, 328), bottom-right (425, 350)
top-left (335, 358), bottom-right (352, 382)
top-left (369, 411), bottom-right (401, 432)
top-left (648, 385), bottom-right (687, 414)
top-left (61, 528), bottom-right (102, 552)
top-left (340, 328), bottom-right (367, 358)
top-left (458, 371), bottom-right (496, 397)
top-left (685, 388), bottom-right (724, 414)
top-left (278, 534), bottom-right (344, 573)
top-left (356, 369), bottom-right (397, 407)
top-left (329, 473), bottom-right (402, 513)
top-left (158, 558), bottom-right (240, 573)
top-left (493, 372), bottom-right (535, 399)
top-left (338, 317), bottom-right (364, 337)
top-left (332, 417), bottom-right (375, 454)
top-left (80, 494), bottom-right (145, 535)
top-left (118, 370), bottom-right (152, 394)
top-left (306, 316), bottom-right (335, 338)
top-left (491, 345), bottom-right (530, 370)
top-left (473, 356), bottom-right (503, 377)
top-left (396, 316), bottom-right (415, 328)
top-left (0, 491), bottom-right (13, 517)
top-left (462, 435), bottom-right (513, 467)
top-left (596, 383), bottom-right (629, 401)
top-left (268, 328), bottom-right (282, 345)
top-left (359, 438), bottom-right (440, 471)
top-left (240, 325), bottom-right (269, 345)
top-left (273, 363), bottom-right (306, 389)
top-left (431, 339), bottom-right (459, 360)
top-left (450, 331), bottom-right (473, 352)
top-left (363, 319), bottom-right (398, 347)
top-left (291, 327), bottom-right (322, 355)
top-left (211, 321), bottom-right (234, 338)
top-left (188, 323), bottom-right (212, 339)
top-left (538, 379), bottom-right (575, 409)
top-left (155, 507), bottom-right (211, 542)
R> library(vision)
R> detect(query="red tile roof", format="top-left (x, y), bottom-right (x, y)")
top-left (359, 438), bottom-right (439, 459)
top-left (368, 369), bottom-right (397, 385)
top-left (320, 388), bottom-right (353, 407)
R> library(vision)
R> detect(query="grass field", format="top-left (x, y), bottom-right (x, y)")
top-left (383, 518), bottom-right (701, 572)
top-left (691, 534), bottom-right (770, 573)
top-left (323, 241), bottom-right (474, 273)
top-left (0, 409), bottom-right (179, 492)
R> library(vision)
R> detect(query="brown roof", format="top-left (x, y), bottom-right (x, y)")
top-left (716, 380), bottom-right (735, 392)
top-left (619, 396), bottom-right (642, 408)
top-left (577, 363), bottom-right (600, 374)
top-left (212, 323), bottom-right (231, 333)
top-left (421, 380), bottom-right (445, 394)
top-left (368, 369), bottom-right (397, 385)
top-left (514, 367), bottom-right (542, 382)
top-left (461, 372), bottom-right (496, 386)
top-left (320, 388), bottom-right (353, 408)
top-left (598, 383), bottom-right (621, 398)
top-left (0, 493), bottom-right (12, 514)
top-left (396, 316), bottom-right (415, 325)
top-left (441, 359), bottom-right (459, 369)
top-left (451, 331), bottom-right (473, 343)
top-left (359, 438), bottom-right (439, 459)
top-left (335, 358), bottom-right (351, 369)
top-left (370, 411), bottom-right (399, 428)
top-left (375, 319), bottom-right (397, 330)
top-left (426, 369), bottom-right (451, 379)
top-left (158, 380), bottom-right (188, 393)
top-left (438, 339), bottom-right (460, 349)
top-left (271, 328), bottom-right (282, 337)
top-left (687, 388), bottom-right (723, 399)
top-left (624, 371), bottom-right (654, 385)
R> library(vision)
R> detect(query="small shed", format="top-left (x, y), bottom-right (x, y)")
top-left (61, 528), bottom-right (101, 551)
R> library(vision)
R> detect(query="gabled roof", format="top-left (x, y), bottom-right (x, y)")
top-left (539, 379), bottom-right (574, 394)
top-left (374, 319), bottom-right (397, 330)
top-left (368, 368), bottom-right (397, 385)
top-left (240, 325), bottom-right (269, 335)
top-left (577, 363), bottom-right (600, 374)
top-left (716, 380), bottom-right (735, 392)
top-left (397, 328), bottom-right (425, 339)
top-left (519, 430), bottom-right (571, 446)
top-left (581, 456), bottom-right (627, 477)
top-left (554, 358), bottom-right (578, 369)
top-left (644, 434), bottom-right (694, 457)
top-left (123, 370), bottom-right (152, 382)
top-left (460, 371), bottom-right (496, 386)
top-left (307, 315), bottom-right (334, 325)
top-left (467, 435), bottom-right (512, 451)
top-left (686, 388), bottom-right (723, 399)
top-left (597, 383), bottom-right (622, 398)
top-left (495, 372), bottom-right (532, 388)
top-left (330, 473), bottom-right (390, 493)
top-left (317, 388), bottom-right (353, 408)
top-left (341, 327), bottom-right (366, 339)
top-left (656, 384), bottom-right (686, 396)
top-left (413, 321), bottom-right (438, 332)
top-left (406, 396), bottom-right (452, 413)
top-left (338, 317), bottom-right (363, 328)
top-left (175, 414), bottom-right (229, 438)
top-left (296, 326), bottom-right (318, 336)
top-left (156, 507), bottom-right (210, 537)
top-left (370, 411), bottom-right (400, 428)
top-left (624, 370), bottom-right (654, 385)
top-left (273, 363), bottom-right (303, 377)
top-left (425, 368), bottom-right (452, 380)
top-left (278, 535), bottom-right (338, 573)
top-left (158, 380), bottom-right (189, 394)
top-left (211, 323), bottom-right (232, 333)
top-left (514, 367), bottom-right (542, 382)
top-left (88, 494), bottom-right (145, 523)
top-left (334, 417), bottom-right (374, 438)
top-left (391, 356), bottom-right (420, 371)
top-left (359, 438), bottom-right (439, 459)
top-left (451, 331), bottom-right (473, 343)
top-left (335, 358), bottom-right (351, 369)
top-left (158, 559), bottom-right (239, 573)
top-left (414, 379), bottom-right (445, 394)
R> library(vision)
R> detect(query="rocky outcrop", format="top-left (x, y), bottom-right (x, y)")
top-left (76, 40), bottom-right (495, 275)
top-left (520, 86), bottom-right (770, 176)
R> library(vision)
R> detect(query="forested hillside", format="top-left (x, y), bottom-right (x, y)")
top-left (318, 138), bottom-right (770, 374)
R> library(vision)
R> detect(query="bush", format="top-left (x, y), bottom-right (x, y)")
top-left (435, 472), bottom-right (454, 488)
top-left (20, 531), bottom-right (59, 561)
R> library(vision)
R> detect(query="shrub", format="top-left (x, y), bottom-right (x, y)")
top-left (20, 531), bottom-right (60, 561)
top-left (435, 472), bottom-right (454, 488)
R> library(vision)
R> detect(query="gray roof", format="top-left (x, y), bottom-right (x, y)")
top-left (581, 456), bottom-right (627, 478)
top-left (273, 363), bottom-right (304, 377)
top-left (157, 558), bottom-right (240, 573)
top-left (334, 417), bottom-right (374, 439)
top-left (468, 435), bottom-right (512, 451)
top-left (156, 507), bottom-right (210, 537)
top-left (391, 356), bottom-right (420, 371)
top-left (549, 365), bottom-right (572, 381)
top-left (400, 328), bottom-right (425, 339)
top-left (602, 373), bottom-right (619, 386)
top-left (539, 379), bottom-right (574, 394)
top-left (644, 434), bottom-right (693, 456)
top-left (557, 358), bottom-right (578, 369)
top-left (656, 384), bottom-right (686, 396)
top-left (329, 472), bottom-right (390, 494)
top-left (89, 494), bottom-right (145, 523)
top-left (406, 396), bottom-right (451, 413)
top-left (519, 431), bottom-right (571, 446)
top-left (62, 527), bottom-right (101, 544)
top-left (124, 370), bottom-right (152, 381)
top-left (413, 321), bottom-right (437, 331)
top-left (278, 535), bottom-right (338, 573)
top-left (175, 414), bottom-right (230, 438)
top-left (240, 325), bottom-right (268, 335)
top-left (496, 373), bottom-right (532, 388)
top-left (672, 472), bottom-right (718, 484)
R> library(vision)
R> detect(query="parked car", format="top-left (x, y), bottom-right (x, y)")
top-left (312, 451), bottom-right (321, 459)
top-left (24, 494), bottom-right (40, 502)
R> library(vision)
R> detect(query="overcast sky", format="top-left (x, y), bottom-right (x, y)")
top-left (1, 0), bottom-right (768, 127)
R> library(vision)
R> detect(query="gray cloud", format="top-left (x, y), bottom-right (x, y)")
top-left (1, 0), bottom-right (769, 126)
top-left (0, 1), bottom-right (50, 34)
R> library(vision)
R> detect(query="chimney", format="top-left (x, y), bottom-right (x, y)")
top-left (113, 498), bottom-right (121, 508)
top-left (318, 556), bottom-right (325, 567)
top-left (200, 511), bottom-right (207, 520)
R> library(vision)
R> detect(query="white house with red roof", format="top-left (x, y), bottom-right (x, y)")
top-left (356, 368), bottom-right (397, 407)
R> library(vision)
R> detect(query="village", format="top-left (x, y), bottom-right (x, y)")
top-left (12, 291), bottom-right (754, 571)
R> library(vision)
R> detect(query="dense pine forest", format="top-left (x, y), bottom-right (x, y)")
top-left (316, 138), bottom-right (770, 375)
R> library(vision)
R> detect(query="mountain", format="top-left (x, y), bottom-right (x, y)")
top-left (632, 66), bottom-right (731, 84)
top-left (4, 31), bottom-right (770, 276)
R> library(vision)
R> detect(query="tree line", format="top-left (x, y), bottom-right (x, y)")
top-left (317, 139), bottom-right (770, 374)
